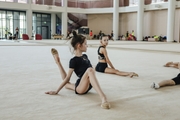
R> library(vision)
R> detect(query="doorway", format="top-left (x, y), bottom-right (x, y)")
top-left (42, 26), bottom-right (48, 39)
top-left (36, 26), bottom-right (48, 39)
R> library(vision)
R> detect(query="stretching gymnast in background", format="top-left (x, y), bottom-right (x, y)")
top-left (45, 31), bottom-right (110, 109)
top-left (95, 35), bottom-right (138, 77)
top-left (151, 63), bottom-right (180, 89)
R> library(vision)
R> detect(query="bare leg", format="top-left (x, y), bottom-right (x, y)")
top-left (105, 67), bottom-right (138, 78)
top-left (76, 68), bottom-right (110, 109)
top-left (158, 80), bottom-right (175, 87)
top-left (151, 80), bottom-right (175, 89)
top-left (51, 48), bottom-right (75, 90)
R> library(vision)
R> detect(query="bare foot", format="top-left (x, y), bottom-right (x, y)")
top-left (164, 62), bottom-right (173, 67)
top-left (45, 91), bottom-right (57, 95)
top-left (129, 72), bottom-right (139, 78)
top-left (101, 97), bottom-right (110, 109)
top-left (101, 102), bottom-right (111, 109)
top-left (51, 48), bottom-right (60, 64)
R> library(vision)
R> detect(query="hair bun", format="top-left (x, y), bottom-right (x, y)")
top-left (72, 31), bottom-right (77, 37)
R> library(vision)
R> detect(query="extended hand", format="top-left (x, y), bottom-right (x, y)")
top-left (45, 91), bottom-right (57, 95)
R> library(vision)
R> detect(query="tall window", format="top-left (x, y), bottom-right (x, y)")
top-left (33, 13), bottom-right (51, 39)
top-left (56, 15), bottom-right (61, 34)
top-left (0, 10), bottom-right (26, 39)
top-left (19, 12), bottom-right (26, 37)
top-left (0, 11), bottom-right (6, 39)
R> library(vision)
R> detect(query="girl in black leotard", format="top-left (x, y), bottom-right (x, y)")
top-left (95, 35), bottom-right (138, 78)
top-left (46, 31), bottom-right (110, 109)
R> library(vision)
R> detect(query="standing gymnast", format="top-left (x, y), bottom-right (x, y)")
top-left (95, 35), bottom-right (138, 77)
top-left (45, 31), bottom-right (110, 109)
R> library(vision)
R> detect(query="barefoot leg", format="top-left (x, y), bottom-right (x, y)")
top-left (51, 48), bottom-right (75, 90)
top-left (158, 80), bottom-right (175, 87)
top-left (105, 68), bottom-right (138, 78)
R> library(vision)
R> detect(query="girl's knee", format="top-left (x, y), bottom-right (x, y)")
top-left (87, 68), bottom-right (95, 73)
top-left (65, 85), bottom-right (69, 89)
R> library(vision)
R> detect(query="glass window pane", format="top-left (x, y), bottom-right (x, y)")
top-left (0, 11), bottom-right (6, 18)
top-left (3, 18), bottom-right (7, 39)
top-left (14, 12), bottom-right (19, 20)
top-left (37, 21), bottom-right (41, 26)
top-left (42, 14), bottom-right (47, 18)
top-left (36, 14), bottom-right (41, 21)
top-left (0, 10), bottom-right (25, 39)
top-left (6, 11), bottom-right (13, 35)
top-left (13, 12), bottom-right (20, 37)
top-left (20, 12), bottom-right (25, 19)
top-left (0, 10), bottom-right (5, 39)
top-left (20, 12), bottom-right (26, 37)
top-left (7, 11), bottom-right (13, 19)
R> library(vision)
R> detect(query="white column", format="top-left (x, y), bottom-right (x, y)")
top-left (137, 0), bottom-right (144, 41)
top-left (51, 13), bottom-right (56, 36)
top-left (113, 0), bottom-right (119, 40)
top-left (61, 0), bottom-right (68, 38)
top-left (167, 0), bottom-right (176, 42)
top-left (26, 7), bottom-right (32, 40)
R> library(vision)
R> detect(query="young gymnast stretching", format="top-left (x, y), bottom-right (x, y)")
top-left (164, 61), bottom-right (179, 69)
top-left (95, 35), bottom-right (138, 77)
top-left (45, 31), bottom-right (110, 109)
top-left (151, 63), bottom-right (180, 89)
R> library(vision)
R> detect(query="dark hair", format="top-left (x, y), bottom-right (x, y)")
top-left (71, 31), bottom-right (86, 49)
top-left (100, 34), bottom-right (108, 40)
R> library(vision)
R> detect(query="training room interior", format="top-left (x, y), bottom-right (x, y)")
top-left (1, 0), bottom-right (180, 120)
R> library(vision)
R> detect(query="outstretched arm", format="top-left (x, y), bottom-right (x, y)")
top-left (102, 48), bottom-right (115, 69)
top-left (45, 68), bottom-right (74, 95)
